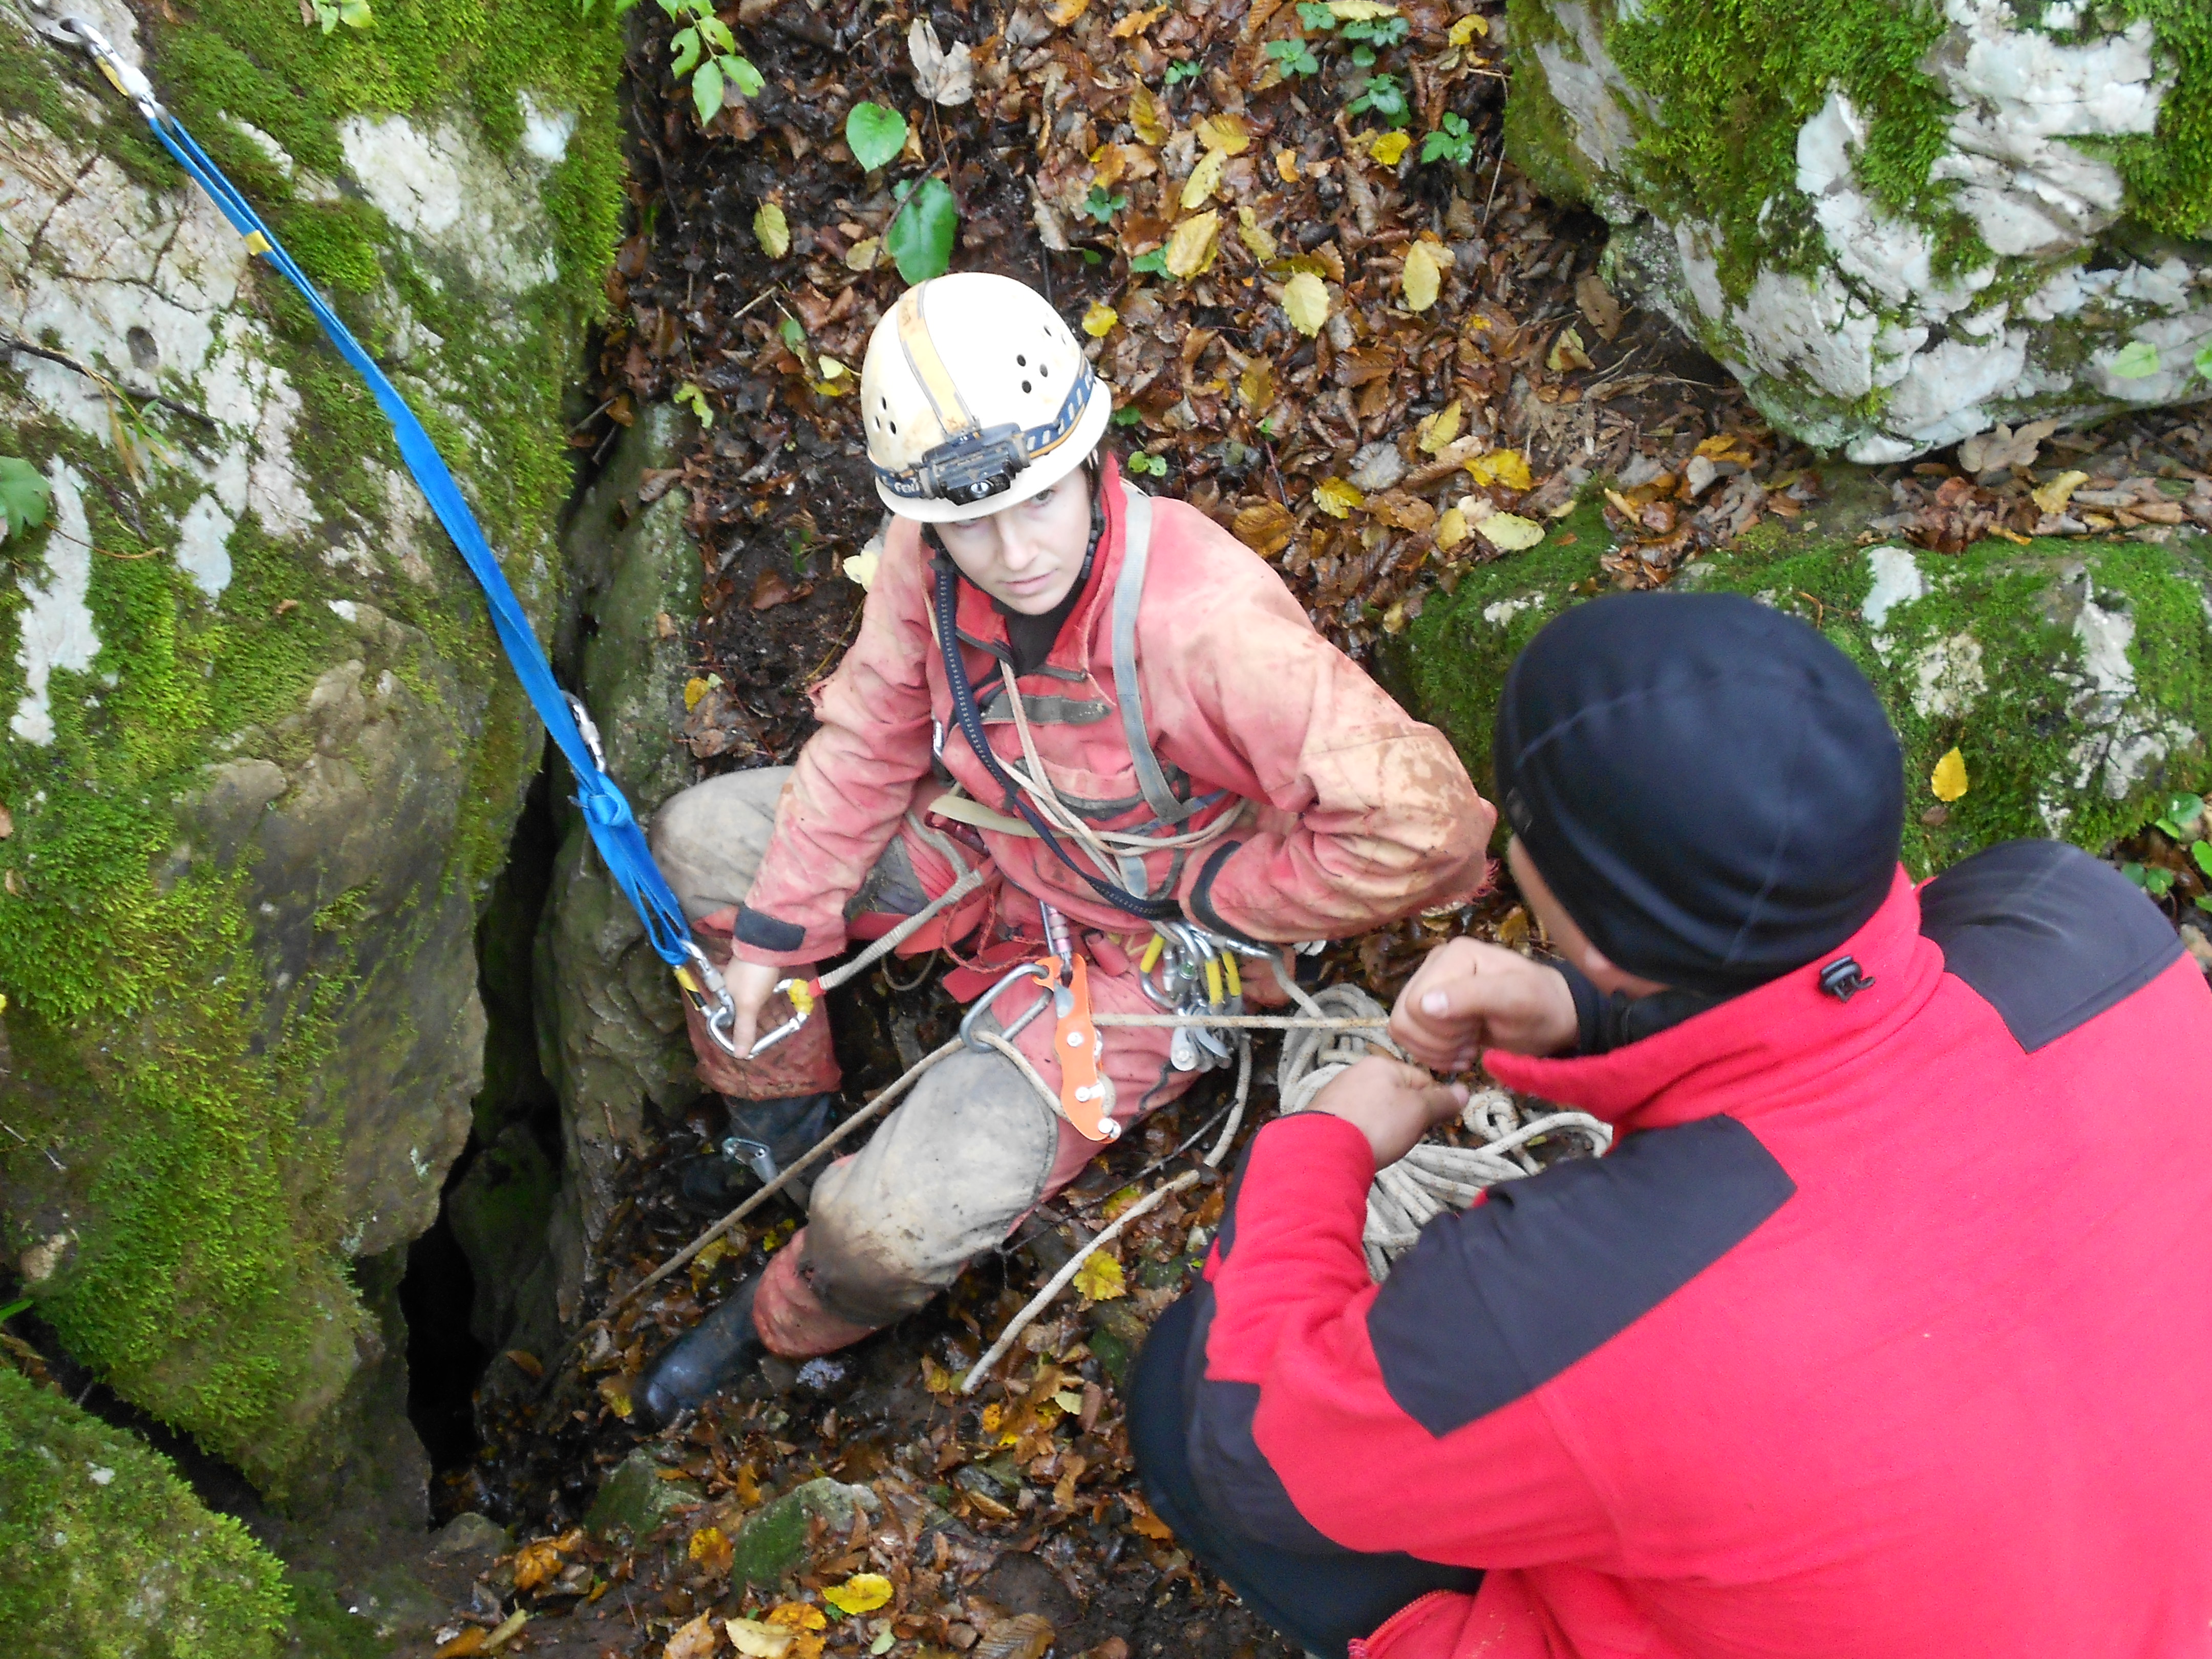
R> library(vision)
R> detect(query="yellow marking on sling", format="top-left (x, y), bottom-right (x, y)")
top-left (1204, 958), bottom-right (1224, 1005)
top-left (243, 230), bottom-right (272, 256)
top-left (1139, 934), bottom-right (1165, 974)
top-left (894, 286), bottom-right (978, 440)
top-left (1222, 953), bottom-right (1241, 998)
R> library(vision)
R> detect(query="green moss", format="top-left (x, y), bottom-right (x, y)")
top-left (1499, 28), bottom-right (1600, 208)
top-left (1408, 520), bottom-right (2212, 874)
top-left (0, 1367), bottom-right (290, 1658)
top-left (2107, 0), bottom-right (2212, 240)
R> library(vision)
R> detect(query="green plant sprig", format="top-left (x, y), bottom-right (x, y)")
top-left (658, 0), bottom-right (764, 128)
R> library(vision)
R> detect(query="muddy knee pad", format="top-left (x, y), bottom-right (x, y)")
top-left (800, 1046), bottom-right (1060, 1328)
top-left (648, 767), bottom-right (794, 924)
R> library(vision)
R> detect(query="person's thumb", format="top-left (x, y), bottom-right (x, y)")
top-left (1413, 970), bottom-right (1494, 1028)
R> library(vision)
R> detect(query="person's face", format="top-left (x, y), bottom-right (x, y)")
top-left (1506, 835), bottom-right (1670, 998)
top-left (929, 469), bottom-right (1093, 615)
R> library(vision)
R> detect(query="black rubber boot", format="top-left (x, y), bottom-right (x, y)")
top-left (720, 1091), bottom-right (839, 1201)
top-left (636, 1273), bottom-right (767, 1428)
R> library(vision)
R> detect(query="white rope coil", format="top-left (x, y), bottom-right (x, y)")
top-left (1273, 984), bottom-right (1614, 1281)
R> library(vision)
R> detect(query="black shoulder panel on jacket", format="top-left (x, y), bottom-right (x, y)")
top-left (1918, 838), bottom-right (2182, 1053)
top-left (734, 905), bottom-right (807, 953)
top-left (1368, 1116), bottom-right (1795, 1438)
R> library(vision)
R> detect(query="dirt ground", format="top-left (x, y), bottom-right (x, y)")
top-left (407, 1), bottom-right (2212, 1655)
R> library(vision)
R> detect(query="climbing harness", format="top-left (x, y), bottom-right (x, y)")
top-left (39, 14), bottom-right (753, 1047)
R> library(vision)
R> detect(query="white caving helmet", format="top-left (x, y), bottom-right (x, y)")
top-left (860, 271), bottom-right (1112, 523)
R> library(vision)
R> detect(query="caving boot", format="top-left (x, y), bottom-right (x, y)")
top-left (636, 1272), bottom-right (768, 1428)
top-left (717, 1090), bottom-right (839, 1203)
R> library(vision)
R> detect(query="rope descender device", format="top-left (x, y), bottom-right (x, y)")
top-left (1140, 922), bottom-right (1265, 1073)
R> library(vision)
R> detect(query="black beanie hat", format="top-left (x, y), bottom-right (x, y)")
top-left (1493, 591), bottom-right (1903, 997)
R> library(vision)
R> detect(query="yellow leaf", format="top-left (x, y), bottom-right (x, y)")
top-left (1235, 205), bottom-right (1277, 260)
top-left (1054, 1389), bottom-right (1084, 1412)
top-left (767, 1604), bottom-right (828, 1632)
top-left (753, 201), bottom-right (790, 259)
top-left (1381, 598), bottom-right (1408, 633)
top-left (597, 1374), bottom-right (635, 1419)
top-left (436, 1631), bottom-right (488, 1658)
top-left (1326, 0), bottom-right (1398, 17)
top-left (1164, 209), bottom-right (1221, 278)
top-left (1546, 325), bottom-right (1594, 373)
top-left (1417, 399), bottom-right (1463, 454)
top-left (980, 1401), bottom-right (1005, 1435)
top-left (1238, 358), bottom-right (1275, 412)
top-left (1693, 433), bottom-right (1741, 458)
top-left (1196, 113), bottom-right (1251, 155)
top-left (513, 1540), bottom-right (563, 1592)
top-left (823, 1573), bottom-right (895, 1615)
top-left (1125, 1492), bottom-right (1176, 1540)
top-left (843, 546), bottom-right (880, 589)
top-left (664, 1614), bottom-right (719, 1659)
top-left (1072, 1250), bottom-right (1126, 1302)
top-left (844, 237), bottom-right (880, 271)
top-left (1274, 147), bottom-right (1300, 182)
top-left (1313, 477), bottom-right (1364, 518)
top-left (2032, 469), bottom-right (2089, 514)
top-left (1435, 505), bottom-right (1469, 549)
top-left (1130, 84), bottom-right (1169, 145)
top-left (816, 355), bottom-right (847, 380)
top-left (1044, 0), bottom-right (1090, 24)
top-left (1181, 149), bottom-right (1226, 210)
top-left (1401, 240), bottom-right (1443, 312)
top-left (1931, 747), bottom-right (1969, 803)
top-left (1448, 13), bottom-right (1487, 44)
top-left (1112, 3), bottom-right (1167, 36)
top-left (688, 1525), bottom-right (734, 1578)
top-left (1369, 130), bottom-right (1411, 167)
top-left (1282, 270), bottom-right (1331, 336)
top-left (684, 676), bottom-right (710, 710)
top-left (728, 1619), bottom-right (797, 1659)
top-left (1081, 301), bottom-right (1118, 337)
top-left (1466, 449), bottom-right (1533, 490)
top-left (1476, 512), bottom-right (1545, 551)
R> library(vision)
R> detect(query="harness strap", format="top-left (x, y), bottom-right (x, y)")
top-left (1110, 483), bottom-right (1207, 826)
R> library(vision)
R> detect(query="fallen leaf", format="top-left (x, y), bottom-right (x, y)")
top-left (597, 1374), bottom-right (634, 1418)
top-left (1574, 272), bottom-right (1624, 341)
top-left (1401, 240), bottom-right (1443, 312)
top-left (1130, 85), bottom-right (1169, 145)
top-left (1960, 418), bottom-right (2058, 475)
top-left (685, 676), bottom-right (711, 710)
top-left (751, 568), bottom-right (802, 609)
top-left (0, 804), bottom-right (11, 839)
top-left (1435, 505), bottom-right (1469, 549)
top-left (1044, 0), bottom-right (1090, 24)
top-left (728, 1620), bottom-right (796, 1659)
top-left (1112, 3), bottom-right (1167, 35)
top-left (844, 237), bottom-right (881, 271)
top-left (435, 1631), bottom-right (488, 1659)
top-left (1369, 130), bottom-right (1411, 167)
top-left (908, 18), bottom-right (975, 104)
top-left (1232, 499), bottom-right (1295, 556)
top-left (2110, 339), bottom-right (2160, 379)
top-left (1381, 598), bottom-right (1408, 633)
top-left (1282, 270), bottom-right (1331, 335)
top-left (1235, 205), bottom-right (1276, 260)
top-left (1931, 747), bottom-right (1969, 803)
top-left (1448, 13), bottom-right (1487, 43)
top-left (767, 1605), bottom-right (828, 1632)
top-left (1313, 477), bottom-right (1365, 517)
top-left (664, 1613), bottom-right (720, 1659)
top-left (1081, 301), bottom-right (1118, 337)
top-left (1476, 512), bottom-right (1545, 551)
top-left (504, 1349), bottom-right (543, 1378)
top-left (3, 870), bottom-right (20, 898)
top-left (753, 201), bottom-right (791, 258)
top-left (1327, 0), bottom-right (1398, 16)
top-left (512, 1539), bottom-right (563, 1591)
top-left (1238, 357), bottom-right (1276, 412)
top-left (975, 1615), bottom-right (1055, 1659)
top-left (484, 1610), bottom-right (529, 1653)
top-left (823, 1572), bottom-right (895, 1615)
top-left (1466, 449), bottom-right (1533, 490)
top-left (689, 1524), bottom-right (735, 1578)
top-left (1181, 149), bottom-right (1226, 209)
top-left (1275, 147), bottom-right (1300, 182)
top-left (1053, 1389), bottom-right (1084, 1413)
top-left (1072, 1250), bottom-right (1126, 1302)
top-left (1546, 325), bottom-right (1593, 372)
top-left (844, 101), bottom-right (909, 172)
top-left (1164, 209), bottom-right (1221, 278)
top-left (1125, 1492), bottom-right (1176, 1540)
top-left (2032, 469), bottom-right (2089, 514)
top-left (1196, 112), bottom-right (1252, 155)
top-left (1417, 399), bottom-right (1463, 454)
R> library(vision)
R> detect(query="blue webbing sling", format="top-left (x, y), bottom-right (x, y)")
top-left (50, 18), bottom-right (740, 1040)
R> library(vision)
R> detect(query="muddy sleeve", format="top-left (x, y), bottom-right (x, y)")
top-left (1166, 600), bottom-right (1495, 943)
top-left (733, 539), bottom-right (938, 966)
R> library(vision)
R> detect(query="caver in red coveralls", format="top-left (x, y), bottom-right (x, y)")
top-left (649, 454), bottom-right (1491, 1356)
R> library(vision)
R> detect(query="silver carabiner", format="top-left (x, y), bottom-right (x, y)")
top-left (960, 961), bottom-right (1054, 1054)
top-left (746, 977), bottom-right (817, 1057)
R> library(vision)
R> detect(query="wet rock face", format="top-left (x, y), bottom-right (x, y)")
top-left (1506, 0), bottom-right (2212, 460)
top-left (0, 0), bottom-right (621, 1494)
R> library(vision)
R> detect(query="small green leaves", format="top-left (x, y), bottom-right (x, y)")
top-left (674, 381), bottom-right (714, 428)
top-left (1265, 37), bottom-right (1320, 75)
top-left (670, 25), bottom-right (701, 75)
top-left (1163, 59), bottom-right (1203, 86)
top-left (1421, 112), bottom-right (1475, 166)
top-left (1127, 247), bottom-right (1168, 275)
top-left (886, 177), bottom-right (959, 283)
top-left (2154, 793), bottom-right (2205, 840)
top-left (2110, 339), bottom-right (2161, 379)
top-left (1126, 451), bottom-right (1168, 477)
top-left (779, 315), bottom-right (805, 350)
top-left (1111, 405), bottom-right (1145, 427)
top-left (1081, 184), bottom-right (1128, 224)
top-left (846, 102), bottom-right (909, 172)
top-left (692, 57), bottom-right (725, 124)
top-left (0, 457), bottom-right (52, 542)
top-left (1346, 72), bottom-right (1410, 126)
top-left (1295, 2), bottom-right (1336, 27)
top-left (2196, 841), bottom-right (2212, 880)
top-left (730, 57), bottom-right (764, 97)
top-left (2122, 861), bottom-right (2176, 899)
top-left (307, 0), bottom-right (370, 32)
top-left (2197, 343), bottom-right (2212, 381)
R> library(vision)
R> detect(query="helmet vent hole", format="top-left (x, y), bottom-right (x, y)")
top-left (1039, 363), bottom-right (1050, 378)
top-left (888, 419), bottom-right (898, 433)
top-left (1022, 379), bottom-right (1032, 393)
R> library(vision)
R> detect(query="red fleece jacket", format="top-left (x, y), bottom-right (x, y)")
top-left (1186, 843), bottom-right (2212, 1658)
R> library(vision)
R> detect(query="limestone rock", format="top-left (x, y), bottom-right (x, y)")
top-left (585, 1449), bottom-right (705, 1542)
top-left (726, 1478), bottom-right (883, 1586)
top-left (0, 0), bottom-right (623, 1496)
top-left (1404, 509), bottom-right (2212, 863)
top-left (1506, 0), bottom-right (2212, 460)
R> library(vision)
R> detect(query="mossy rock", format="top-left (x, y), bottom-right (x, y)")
top-left (583, 1450), bottom-right (705, 1544)
top-left (0, 0), bottom-right (623, 1492)
top-left (0, 1365), bottom-right (290, 1658)
top-left (1504, 0), bottom-right (2212, 460)
top-left (1406, 505), bottom-right (2212, 868)
top-left (725, 1479), bottom-right (881, 1587)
